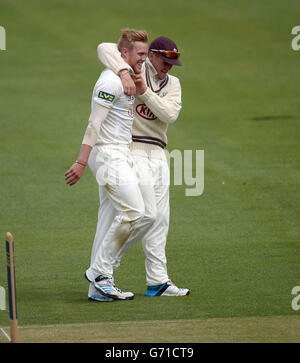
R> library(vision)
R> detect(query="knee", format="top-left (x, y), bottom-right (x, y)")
top-left (129, 204), bottom-right (145, 224)
top-left (127, 203), bottom-right (156, 228)
top-left (143, 206), bottom-right (157, 227)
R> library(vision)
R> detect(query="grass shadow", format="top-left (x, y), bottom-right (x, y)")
top-left (250, 115), bottom-right (296, 121)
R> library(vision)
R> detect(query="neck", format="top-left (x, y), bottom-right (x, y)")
top-left (146, 58), bottom-right (158, 76)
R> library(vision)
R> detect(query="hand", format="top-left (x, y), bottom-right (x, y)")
top-left (65, 162), bottom-right (86, 186)
top-left (119, 70), bottom-right (136, 96)
top-left (134, 74), bottom-right (147, 95)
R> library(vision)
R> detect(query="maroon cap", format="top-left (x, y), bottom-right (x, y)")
top-left (149, 36), bottom-right (182, 66)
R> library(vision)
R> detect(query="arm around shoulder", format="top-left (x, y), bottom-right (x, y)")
top-left (97, 42), bottom-right (131, 75)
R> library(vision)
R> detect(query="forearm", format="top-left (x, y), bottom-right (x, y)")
top-left (82, 102), bottom-right (110, 147)
top-left (76, 144), bottom-right (92, 165)
top-left (82, 123), bottom-right (99, 148)
top-left (97, 43), bottom-right (131, 75)
top-left (138, 88), bottom-right (182, 124)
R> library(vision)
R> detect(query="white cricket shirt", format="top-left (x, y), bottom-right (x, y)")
top-left (91, 69), bottom-right (134, 145)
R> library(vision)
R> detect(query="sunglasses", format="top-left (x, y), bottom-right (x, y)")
top-left (151, 49), bottom-right (181, 59)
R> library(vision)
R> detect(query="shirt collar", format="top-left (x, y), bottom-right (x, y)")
top-left (146, 57), bottom-right (158, 77)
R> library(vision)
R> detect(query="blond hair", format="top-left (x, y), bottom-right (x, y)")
top-left (118, 28), bottom-right (148, 51)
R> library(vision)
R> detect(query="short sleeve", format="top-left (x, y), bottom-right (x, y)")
top-left (93, 70), bottom-right (123, 109)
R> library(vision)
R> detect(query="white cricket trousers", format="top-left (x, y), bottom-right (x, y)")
top-left (85, 144), bottom-right (155, 286)
top-left (87, 145), bottom-right (170, 292)
top-left (133, 152), bottom-right (170, 286)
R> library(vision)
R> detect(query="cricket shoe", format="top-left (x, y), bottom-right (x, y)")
top-left (88, 293), bottom-right (114, 302)
top-left (94, 275), bottom-right (134, 301)
top-left (145, 281), bottom-right (190, 297)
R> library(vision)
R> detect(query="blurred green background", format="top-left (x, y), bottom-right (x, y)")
top-left (0, 0), bottom-right (299, 328)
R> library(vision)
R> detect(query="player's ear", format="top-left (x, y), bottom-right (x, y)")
top-left (120, 47), bottom-right (129, 61)
top-left (148, 51), bottom-right (154, 62)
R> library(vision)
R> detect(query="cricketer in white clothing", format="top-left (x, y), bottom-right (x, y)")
top-left (97, 36), bottom-right (190, 297)
top-left (65, 29), bottom-right (152, 302)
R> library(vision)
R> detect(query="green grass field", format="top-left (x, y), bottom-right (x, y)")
top-left (0, 0), bottom-right (300, 343)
